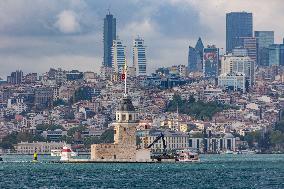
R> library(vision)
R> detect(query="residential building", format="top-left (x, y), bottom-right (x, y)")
top-left (226, 12), bottom-right (253, 53)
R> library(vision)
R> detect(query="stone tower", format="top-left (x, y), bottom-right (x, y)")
top-left (91, 95), bottom-right (138, 160)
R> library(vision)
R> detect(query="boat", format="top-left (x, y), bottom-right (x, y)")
top-left (51, 149), bottom-right (62, 157)
top-left (60, 145), bottom-right (77, 161)
top-left (238, 150), bottom-right (256, 154)
top-left (176, 149), bottom-right (200, 162)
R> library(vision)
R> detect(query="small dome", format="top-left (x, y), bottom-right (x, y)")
top-left (118, 95), bottom-right (135, 111)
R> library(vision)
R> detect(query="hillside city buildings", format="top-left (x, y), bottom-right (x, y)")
top-left (1, 11), bottom-right (284, 155)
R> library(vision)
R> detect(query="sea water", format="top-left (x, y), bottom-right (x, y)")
top-left (0, 154), bottom-right (283, 188)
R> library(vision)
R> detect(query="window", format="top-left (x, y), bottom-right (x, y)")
top-left (129, 114), bottom-right (132, 120)
top-left (122, 114), bottom-right (126, 121)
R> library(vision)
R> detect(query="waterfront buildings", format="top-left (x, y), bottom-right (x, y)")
top-left (255, 31), bottom-right (274, 66)
top-left (111, 38), bottom-right (126, 74)
top-left (203, 45), bottom-right (219, 79)
top-left (14, 141), bottom-right (65, 154)
top-left (133, 37), bottom-right (147, 76)
top-left (226, 12), bottom-right (253, 53)
top-left (103, 12), bottom-right (116, 67)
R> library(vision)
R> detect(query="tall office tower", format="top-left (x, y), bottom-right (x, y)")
top-left (268, 44), bottom-right (284, 66)
top-left (133, 37), bottom-right (147, 75)
top-left (203, 45), bottom-right (219, 78)
top-left (221, 53), bottom-right (255, 86)
top-left (103, 12), bottom-right (116, 67)
top-left (226, 12), bottom-right (253, 53)
top-left (255, 31), bottom-right (274, 66)
top-left (243, 37), bottom-right (257, 63)
top-left (112, 38), bottom-right (126, 73)
top-left (195, 37), bottom-right (204, 62)
top-left (7, 70), bottom-right (23, 84)
top-left (188, 46), bottom-right (199, 72)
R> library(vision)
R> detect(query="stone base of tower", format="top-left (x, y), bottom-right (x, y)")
top-left (91, 143), bottom-right (137, 160)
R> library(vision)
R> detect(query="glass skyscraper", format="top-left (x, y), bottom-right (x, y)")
top-left (103, 13), bottom-right (116, 67)
top-left (112, 38), bottom-right (126, 74)
top-left (133, 37), bottom-right (147, 75)
top-left (268, 44), bottom-right (284, 66)
top-left (188, 38), bottom-right (204, 72)
top-left (226, 12), bottom-right (253, 53)
top-left (255, 31), bottom-right (274, 66)
top-left (203, 45), bottom-right (219, 78)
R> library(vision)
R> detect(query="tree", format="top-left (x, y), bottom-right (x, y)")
top-left (99, 128), bottom-right (114, 143)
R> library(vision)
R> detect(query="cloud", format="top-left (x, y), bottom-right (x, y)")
top-left (55, 10), bottom-right (80, 34)
top-left (0, 0), bottom-right (284, 77)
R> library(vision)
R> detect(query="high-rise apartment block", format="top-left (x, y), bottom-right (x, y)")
top-left (226, 12), bottom-right (253, 53)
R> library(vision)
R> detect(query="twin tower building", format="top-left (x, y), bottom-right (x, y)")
top-left (103, 12), bottom-right (147, 77)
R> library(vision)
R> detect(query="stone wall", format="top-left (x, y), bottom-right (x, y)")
top-left (91, 143), bottom-right (136, 160)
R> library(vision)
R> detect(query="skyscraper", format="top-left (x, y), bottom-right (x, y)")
top-left (195, 37), bottom-right (204, 62)
top-left (188, 46), bottom-right (199, 72)
top-left (133, 37), bottom-right (147, 75)
top-left (112, 38), bottom-right (126, 73)
top-left (255, 31), bottom-right (274, 66)
top-left (203, 45), bottom-right (219, 78)
top-left (103, 12), bottom-right (116, 67)
top-left (243, 37), bottom-right (257, 63)
top-left (226, 12), bottom-right (253, 53)
top-left (268, 44), bottom-right (284, 66)
top-left (188, 38), bottom-right (204, 73)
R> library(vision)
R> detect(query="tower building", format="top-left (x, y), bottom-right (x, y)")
top-left (103, 12), bottom-right (116, 67)
top-left (133, 37), bottom-right (147, 76)
top-left (112, 38), bottom-right (126, 74)
top-left (226, 12), bottom-right (253, 53)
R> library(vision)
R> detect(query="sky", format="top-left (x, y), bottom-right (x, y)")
top-left (0, 0), bottom-right (284, 78)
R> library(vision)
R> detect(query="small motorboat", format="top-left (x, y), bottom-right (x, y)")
top-left (60, 145), bottom-right (77, 161)
top-left (176, 149), bottom-right (200, 162)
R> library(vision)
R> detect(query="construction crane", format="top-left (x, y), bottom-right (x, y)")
top-left (147, 133), bottom-right (167, 157)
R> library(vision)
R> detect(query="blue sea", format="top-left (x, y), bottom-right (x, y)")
top-left (0, 154), bottom-right (283, 188)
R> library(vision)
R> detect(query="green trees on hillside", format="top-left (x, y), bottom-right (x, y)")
top-left (166, 94), bottom-right (234, 120)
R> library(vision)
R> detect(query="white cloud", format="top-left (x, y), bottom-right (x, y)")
top-left (55, 10), bottom-right (80, 33)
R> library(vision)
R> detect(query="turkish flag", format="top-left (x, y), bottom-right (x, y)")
top-left (121, 73), bottom-right (125, 80)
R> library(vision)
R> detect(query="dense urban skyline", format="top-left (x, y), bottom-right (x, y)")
top-left (0, 0), bottom-right (284, 78)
